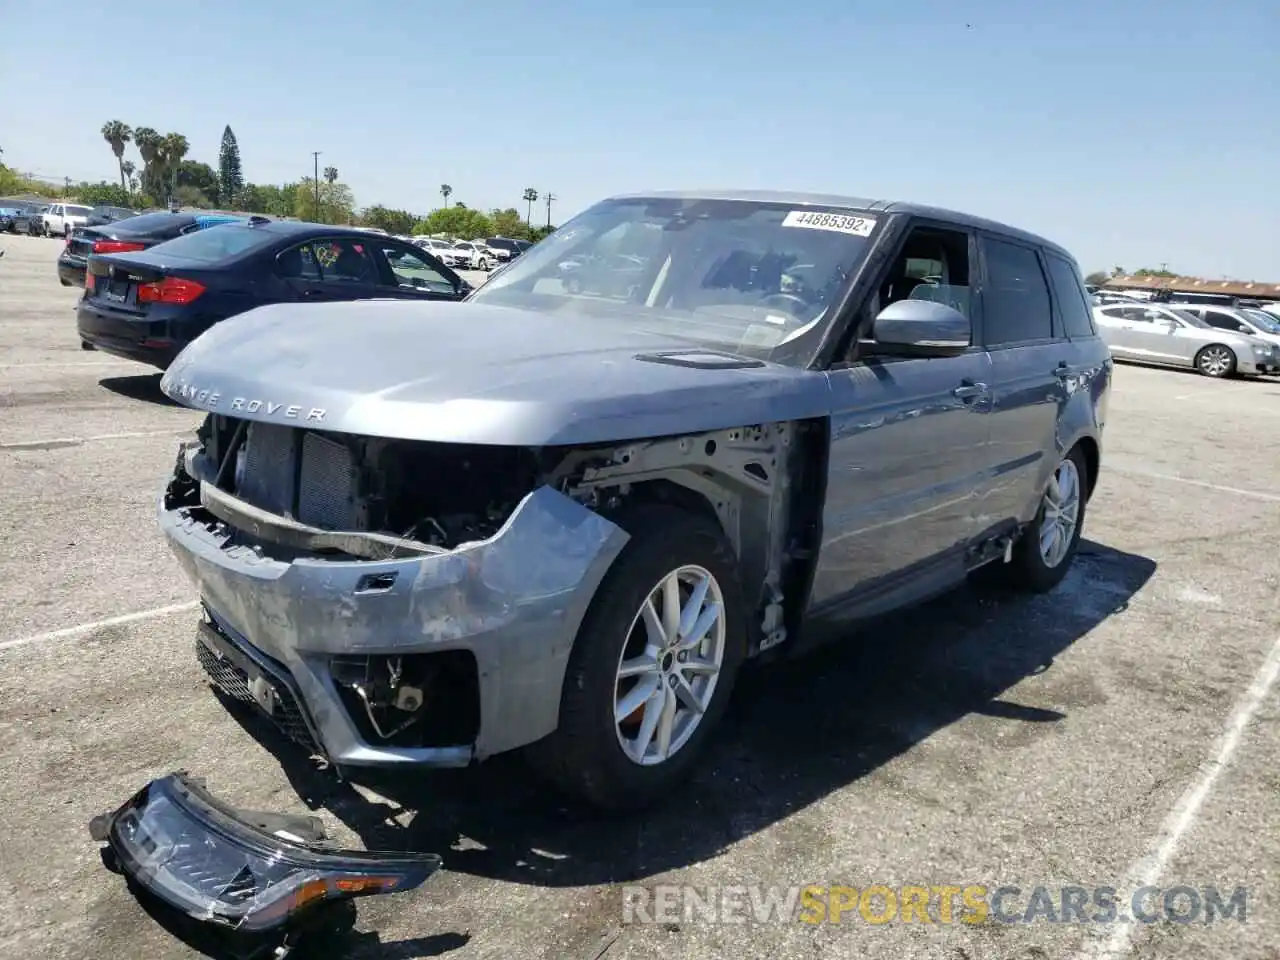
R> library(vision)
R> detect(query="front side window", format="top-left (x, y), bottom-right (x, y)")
top-left (379, 245), bottom-right (455, 294)
top-left (980, 237), bottom-right (1053, 345)
top-left (468, 196), bottom-right (878, 363)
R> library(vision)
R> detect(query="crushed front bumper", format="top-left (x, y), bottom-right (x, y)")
top-left (160, 466), bottom-right (629, 769)
top-left (90, 772), bottom-right (440, 956)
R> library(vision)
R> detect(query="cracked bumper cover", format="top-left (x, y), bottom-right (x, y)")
top-left (159, 482), bottom-right (629, 767)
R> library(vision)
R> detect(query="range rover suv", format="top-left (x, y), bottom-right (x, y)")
top-left (154, 189), bottom-right (1111, 810)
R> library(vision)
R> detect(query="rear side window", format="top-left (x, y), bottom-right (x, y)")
top-left (1045, 254), bottom-right (1096, 337)
top-left (277, 238), bottom-right (377, 283)
top-left (150, 224), bottom-right (276, 262)
top-left (980, 237), bottom-right (1053, 346)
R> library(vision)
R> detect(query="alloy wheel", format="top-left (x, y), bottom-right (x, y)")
top-left (614, 565), bottom-right (726, 766)
top-left (1199, 346), bottom-right (1233, 377)
top-left (1039, 458), bottom-right (1081, 568)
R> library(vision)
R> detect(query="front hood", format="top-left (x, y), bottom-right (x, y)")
top-left (160, 300), bottom-right (831, 446)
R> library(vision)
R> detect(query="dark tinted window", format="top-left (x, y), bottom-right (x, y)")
top-left (1045, 254), bottom-right (1095, 337)
top-left (486, 238), bottom-right (518, 251)
top-left (277, 238), bottom-right (377, 283)
top-left (149, 224), bottom-right (277, 262)
top-left (981, 238), bottom-right (1053, 345)
top-left (110, 212), bottom-right (195, 234)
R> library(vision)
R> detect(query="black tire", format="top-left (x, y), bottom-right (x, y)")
top-left (80, 339), bottom-right (94, 351)
top-left (1002, 445), bottom-right (1089, 593)
top-left (1194, 344), bottom-right (1236, 378)
top-left (526, 503), bottom-right (747, 810)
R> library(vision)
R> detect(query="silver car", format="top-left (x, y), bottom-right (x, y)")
top-left (1172, 304), bottom-right (1280, 356)
top-left (1092, 303), bottom-right (1280, 377)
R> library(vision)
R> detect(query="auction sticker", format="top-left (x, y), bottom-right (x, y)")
top-left (782, 210), bottom-right (877, 237)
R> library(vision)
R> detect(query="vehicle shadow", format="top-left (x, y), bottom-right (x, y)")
top-left (217, 539), bottom-right (1154, 896)
top-left (98, 373), bottom-right (180, 406)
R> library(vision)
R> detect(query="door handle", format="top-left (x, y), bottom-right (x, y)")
top-left (952, 381), bottom-right (988, 400)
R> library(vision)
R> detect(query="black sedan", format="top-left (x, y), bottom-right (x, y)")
top-left (59, 211), bottom-right (244, 287)
top-left (78, 218), bottom-right (472, 368)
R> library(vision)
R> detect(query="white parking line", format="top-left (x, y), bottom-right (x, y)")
top-left (0, 601), bottom-right (199, 652)
top-left (0, 429), bottom-right (191, 451)
top-left (1076, 633), bottom-right (1280, 959)
top-left (1109, 466), bottom-right (1280, 503)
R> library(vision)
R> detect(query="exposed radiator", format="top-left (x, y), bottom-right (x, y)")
top-left (234, 423), bottom-right (361, 530)
top-left (297, 431), bottom-right (358, 529)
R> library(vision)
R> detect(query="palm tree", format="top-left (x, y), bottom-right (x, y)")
top-left (440, 183), bottom-right (452, 208)
top-left (162, 133), bottom-right (189, 200)
top-left (324, 166), bottom-right (338, 184)
top-left (522, 188), bottom-right (538, 225)
top-left (133, 127), bottom-right (162, 198)
top-left (101, 121), bottom-right (133, 193)
top-left (121, 160), bottom-right (136, 200)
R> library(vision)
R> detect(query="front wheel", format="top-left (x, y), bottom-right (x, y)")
top-left (526, 504), bottom-right (746, 810)
top-left (1194, 344), bottom-right (1236, 378)
top-left (1002, 446), bottom-right (1088, 593)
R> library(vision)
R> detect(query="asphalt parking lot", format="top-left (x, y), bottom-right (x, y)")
top-left (1, 233), bottom-right (1277, 960)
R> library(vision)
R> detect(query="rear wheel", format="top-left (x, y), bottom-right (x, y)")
top-left (526, 504), bottom-right (746, 810)
top-left (1194, 344), bottom-right (1236, 378)
top-left (1002, 446), bottom-right (1088, 593)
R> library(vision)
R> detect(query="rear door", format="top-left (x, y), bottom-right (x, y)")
top-left (372, 241), bottom-right (465, 301)
top-left (975, 234), bottom-right (1067, 526)
top-left (274, 237), bottom-right (382, 302)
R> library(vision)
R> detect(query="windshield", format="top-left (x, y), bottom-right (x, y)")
top-left (1243, 309), bottom-right (1280, 334)
top-left (468, 196), bottom-right (878, 362)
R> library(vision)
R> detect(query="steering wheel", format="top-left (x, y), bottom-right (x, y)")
top-left (762, 292), bottom-right (809, 313)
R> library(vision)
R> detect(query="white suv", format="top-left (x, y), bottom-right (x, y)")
top-left (42, 203), bottom-right (95, 237)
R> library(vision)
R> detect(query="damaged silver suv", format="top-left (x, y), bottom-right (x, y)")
top-left (157, 190), bottom-right (1111, 809)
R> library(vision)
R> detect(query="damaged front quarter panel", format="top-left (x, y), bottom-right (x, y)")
top-left (90, 772), bottom-right (441, 958)
top-left (161, 448), bottom-right (630, 765)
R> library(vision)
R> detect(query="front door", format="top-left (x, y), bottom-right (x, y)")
top-left (372, 242), bottom-right (465, 301)
top-left (809, 221), bottom-right (991, 613)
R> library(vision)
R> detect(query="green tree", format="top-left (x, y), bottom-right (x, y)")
top-left (240, 182), bottom-right (297, 217)
top-left (176, 160), bottom-right (219, 201)
top-left (530, 224), bottom-right (557, 241)
top-left (174, 185), bottom-right (213, 208)
top-left (72, 182), bottom-right (132, 206)
top-left (133, 127), bottom-right (162, 198)
top-left (440, 183), bottom-right (452, 208)
top-left (160, 133), bottom-right (189, 200)
top-left (1084, 271), bottom-right (1110, 287)
top-left (294, 177), bottom-right (355, 223)
top-left (416, 206), bottom-right (493, 240)
top-left (121, 160), bottom-right (137, 198)
top-left (522, 187), bottom-right (538, 225)
top-left (324, 166), bottom-right (338, 186)
top-left (218, 125), bottom-right (244, 208)
top-left (100, 121), bottom-right (133, 193)
top-left (1133, 267), bottom-right (1177, 278)
top-left (361, 205), bottom-right (418, 235)
top-left (490, 207), bottom-right (526, 239)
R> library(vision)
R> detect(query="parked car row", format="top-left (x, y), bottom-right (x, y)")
top-left (1093, 300), bottom-right (1280, 378)
top-left (3, 200), bottom-right (140, 236)
top-left (408, 234), bottom-right (532, 271)
top-left (71, 212), bottom-right (472, 367)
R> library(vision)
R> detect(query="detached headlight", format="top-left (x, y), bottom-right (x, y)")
top-left (90, 773), bottom-right (441, 935)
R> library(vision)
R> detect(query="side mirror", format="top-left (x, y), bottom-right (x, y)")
top-left (866, 299), bottom-right (970, 358)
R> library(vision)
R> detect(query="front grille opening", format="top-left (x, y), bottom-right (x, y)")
top-left (330, 651), bottom-right (480, 749)
top-left (194, 415), bottom-right (546, 550)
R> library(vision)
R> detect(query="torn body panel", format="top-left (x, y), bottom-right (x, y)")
top-left (161, 411), bottom-right (810, 769)
top-left (162, 435), bottom-right (629, 764)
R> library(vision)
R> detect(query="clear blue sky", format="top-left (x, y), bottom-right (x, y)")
top-left (2, 0), bottom-right (1276, 279)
